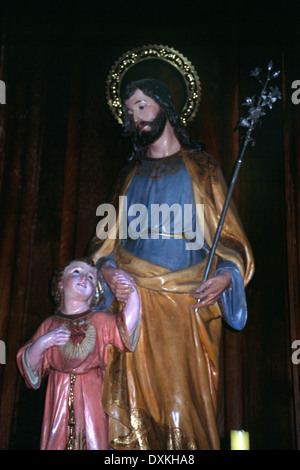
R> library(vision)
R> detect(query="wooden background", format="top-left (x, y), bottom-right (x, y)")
top-left (0, 1), bottom-right (299, 450)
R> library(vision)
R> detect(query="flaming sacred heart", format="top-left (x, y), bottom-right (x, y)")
top-left (70, 327), bottom-right (86, 345)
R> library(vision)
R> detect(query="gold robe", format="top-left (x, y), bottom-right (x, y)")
top-left (88, 149), bottom-right (254, 450)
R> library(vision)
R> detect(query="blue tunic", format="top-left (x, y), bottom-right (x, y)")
top-left (100, 153), bottom-right (248, 330)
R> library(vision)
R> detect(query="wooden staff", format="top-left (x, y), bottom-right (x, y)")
top-left (195, 60), bottom-right (281, 312)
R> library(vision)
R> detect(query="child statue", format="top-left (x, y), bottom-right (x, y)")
top-left (17, 257), bottom-right (141, 450)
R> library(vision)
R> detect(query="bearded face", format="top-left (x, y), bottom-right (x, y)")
top-left (136, 108), bottom-right (167, 147)
top-left (122, 81), bottom-right (205, 158)
top-left (124, 89), bottom-right (168, 148)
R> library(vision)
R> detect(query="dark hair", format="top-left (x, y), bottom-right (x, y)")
top-left (122, 78), bottom-right (205, 160)
top-left (50, 257), bottom-right (96, 311)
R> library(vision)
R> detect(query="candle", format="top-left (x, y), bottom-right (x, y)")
top-left (230, 430), bottom-right (250, 450)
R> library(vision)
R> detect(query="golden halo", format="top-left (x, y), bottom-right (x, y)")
top-left (106, 44), bottom-right (201, 126)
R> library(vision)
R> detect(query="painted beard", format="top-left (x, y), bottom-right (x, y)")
top-left (136, 109), bottom-right (167, 147)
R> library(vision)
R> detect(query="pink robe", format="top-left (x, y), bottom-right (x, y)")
top-left (16, 310), bottom-right (136, 450)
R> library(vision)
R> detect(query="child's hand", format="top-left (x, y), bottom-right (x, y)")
top-left (26, 327), bottom-right (70, 373)
top-left (39, 327), bottom-right (71, 350)
top-left (101, 266), bottom-right (134, 294)
top-left (112, 273), bottom-right (135, 303)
